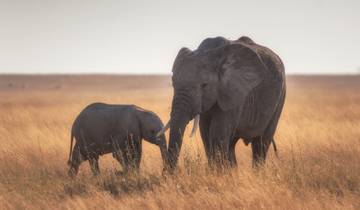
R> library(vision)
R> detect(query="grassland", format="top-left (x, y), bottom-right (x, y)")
top-left (0, 75), bottom-right (359, 209)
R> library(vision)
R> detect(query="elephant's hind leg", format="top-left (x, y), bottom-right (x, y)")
top-left (228, 137), bottom-right (239, 167)
top-left (251, 136), bottom-right (271, 167)
top-left (68, 143), bottom-right (84, 177)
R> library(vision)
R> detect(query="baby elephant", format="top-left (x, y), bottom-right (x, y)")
top-left (67, 103), bottom-right (168, 177)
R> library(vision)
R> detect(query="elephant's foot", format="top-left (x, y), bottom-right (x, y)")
top-left (115, 170), bottom-right (125, 176)
top-left (68, 167), bottom-right (78, 178)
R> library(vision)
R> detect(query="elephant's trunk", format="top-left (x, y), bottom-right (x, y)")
top-left (167, 117), bottom-right (188, 171)
top-left (157, 134), bottom-right (169, 168)
top-left (166, 89), bottom-right (192, 172)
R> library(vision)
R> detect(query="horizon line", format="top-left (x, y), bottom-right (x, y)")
top-left (0, 72), bottom-right (359, 76)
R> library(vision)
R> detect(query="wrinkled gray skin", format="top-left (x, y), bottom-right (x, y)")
top-left (166, 36), bottom-right (286, 172)
top-left (68, 103), bottom-right (168, 177)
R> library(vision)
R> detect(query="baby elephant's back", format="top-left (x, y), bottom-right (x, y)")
top-left (72, 103), bottom-right (135, 146)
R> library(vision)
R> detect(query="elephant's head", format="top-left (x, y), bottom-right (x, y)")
top-left (136, 109), bottom-right (168, 167)
top-left (158, 37), bottom-right (265, 172)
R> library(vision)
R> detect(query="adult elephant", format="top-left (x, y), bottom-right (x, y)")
top-left (158, 36), bottom-right (286, 172)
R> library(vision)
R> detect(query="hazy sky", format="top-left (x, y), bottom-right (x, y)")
top-left (1, 0), bottom-right (359, 74)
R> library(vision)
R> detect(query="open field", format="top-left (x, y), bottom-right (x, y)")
top-left (0, 75), bottom-right (359, 209)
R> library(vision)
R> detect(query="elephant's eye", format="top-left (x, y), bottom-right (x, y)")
top-left (201, 83), bottom-right (208, 89)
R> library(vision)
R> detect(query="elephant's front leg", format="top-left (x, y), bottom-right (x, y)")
top-left (113, 149), bottom-right (127, 175)
top-left (89, 156), bottom-right (100, 176)
top-left (199, 112), bottom-right (212, 164)
top-left (124, 138), bottom-right (142, 173)
top-left (132, 140), bottom-right (142, 172)
top-left (114, 140), bottom-right (142, 175)
top-left (208, 110), bottom-right (232, 169)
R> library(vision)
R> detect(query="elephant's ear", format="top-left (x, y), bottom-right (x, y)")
top-left (172, 47), bottom-right (192, 73)
top-left (217, 44), bottom-right (264, 111)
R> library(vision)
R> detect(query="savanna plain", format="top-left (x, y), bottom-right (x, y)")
top-left (0, 75), bottom-right (359, 210)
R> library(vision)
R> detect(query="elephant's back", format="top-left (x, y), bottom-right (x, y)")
top-left (75, 103), bottom-right (136, 125)
top-left (196, 36), bottom-right (230, 52)
top-left (196, 36), bottom-right (285, 81)
top-left (240, 42), bottom-right (285, 81)
top-left (80, 103), bottom-right (136, 115)
top-left (72, 103), bottom-right (135, 137)
top-left (233, 36), bottom-right (285, 81)
top-left (82, 102), bottom-right (131, 111)
top-left (233, 37), bottom-right (286, 138)
top-left (257, 45), bottom-right (284, 81)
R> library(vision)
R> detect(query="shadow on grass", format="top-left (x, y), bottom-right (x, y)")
top-left (64, 182), bottom-right (88, 197)
top-left (63, 173), bottom-right (162, 198)
top-left (100, 174), bottom-right (162, 197)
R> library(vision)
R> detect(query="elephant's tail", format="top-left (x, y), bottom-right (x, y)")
top-left (68, 132), bottom-right (74, 165)
top-left (272, 138), bottom-right (278, 158)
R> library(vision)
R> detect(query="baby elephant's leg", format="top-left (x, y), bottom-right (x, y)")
top-left (125, 140), bottom-right (142, 173)
top-left (113, 149), bottom-right (126, 175)
top-left (133, 141), bottom-right (142, 172)
top-left (88, 156), bottom-right (100, 176)
top-left (68, 143), bottom-right (84, 177)
top-left (114, 149), bottom-right (140, 175)
top-left (112, 139), bottom-right (141, 175)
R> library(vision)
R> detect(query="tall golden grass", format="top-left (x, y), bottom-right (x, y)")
top-left (0, 75), bottom-right (359, 209)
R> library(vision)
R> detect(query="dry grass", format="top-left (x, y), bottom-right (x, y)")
top-left (0, 75), bottom-right (359, 210)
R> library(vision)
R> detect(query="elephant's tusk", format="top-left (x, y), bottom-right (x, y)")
top-left (189, 114), bottom-right (200, 138)
top-left (157, 120), bottom-right (170, 138)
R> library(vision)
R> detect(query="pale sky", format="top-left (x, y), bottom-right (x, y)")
top-left (1, 0), bottom-right (359, 74)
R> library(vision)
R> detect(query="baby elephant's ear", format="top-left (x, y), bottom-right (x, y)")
top-left (136, 110), bottom-right (160, 135)
top-left (217, 45), bottom-right (264, 111)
